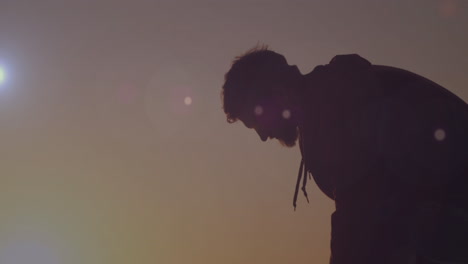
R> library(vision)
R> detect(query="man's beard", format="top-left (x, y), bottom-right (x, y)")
top-left (277, 126), bottom-right (299, 147)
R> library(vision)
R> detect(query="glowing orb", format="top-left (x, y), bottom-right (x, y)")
top-left (434, 128), bottom-right (446, 141)
top-left (440, 0), bottom-right (457, 17)
top-left (0, 66), bottom-right (6, 84)
top-left (184, 96), bottom-right (192, 105)
top-left (254, 105), bottom-right (263, 116)
top-left (282, 109), bottom-right (291, 119)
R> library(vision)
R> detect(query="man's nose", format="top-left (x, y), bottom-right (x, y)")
top-left (255, 128), bottom-right (268, 142)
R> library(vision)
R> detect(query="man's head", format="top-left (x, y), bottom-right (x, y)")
top-left (222, 46), bottom-right (304, 147)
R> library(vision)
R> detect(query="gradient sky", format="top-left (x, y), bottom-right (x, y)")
top-left (0, 1), bottom-right (467, 263)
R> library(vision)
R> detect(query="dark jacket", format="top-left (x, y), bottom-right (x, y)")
top-left (301, 54), bottom-right (468, 263)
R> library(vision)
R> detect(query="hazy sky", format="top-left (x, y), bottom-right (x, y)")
top-left (0, 1), bottom-right (467, 263)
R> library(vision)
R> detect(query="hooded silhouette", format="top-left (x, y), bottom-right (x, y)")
top-left (222, 47), bottom-right (468, 263)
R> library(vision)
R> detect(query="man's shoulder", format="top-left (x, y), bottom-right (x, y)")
top-left (304, 54), bottom-right (373, 82)
top-left (329, 54), bottom-right (372, 69)
top-left (306, 54), bottom-right (371, 76)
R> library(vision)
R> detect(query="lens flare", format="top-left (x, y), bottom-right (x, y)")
top-left (0, 231), bottom-right (63, 264)
top-left (254, 105), bottom-right (263, 116)
top-left (184, 96), bottom-right (192, 105)
top-left (439, 0), bottom-right (457, 17)
top-left (434, 128), bottom-right (446, 141)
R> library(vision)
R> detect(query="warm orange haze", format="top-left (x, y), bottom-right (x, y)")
top-left (0, 1), bottom-right (467, 264)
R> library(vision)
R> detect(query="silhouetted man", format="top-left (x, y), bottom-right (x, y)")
top-left (221, 46), bottom-right (468, 264)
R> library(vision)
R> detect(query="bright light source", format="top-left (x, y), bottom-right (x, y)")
top-left (282, 109), bottom-right (291, 119)
top-left (0, 66), bottom-right (6, 85)
top-left (184, 96), bottom-right (192, 105)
